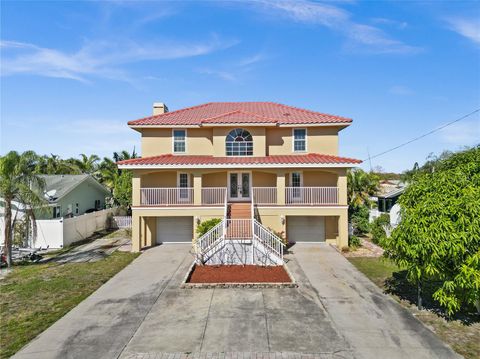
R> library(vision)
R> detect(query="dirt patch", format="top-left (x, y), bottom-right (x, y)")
top-left (188, 265), bottom-right (292, 284)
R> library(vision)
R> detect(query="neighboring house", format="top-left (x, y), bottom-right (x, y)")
top-left (369, 179), bottom-right (405, 227)
top-left (118, 101), bottom-right (361, 257)
top-left (39, 174), bottom-right (110, 219)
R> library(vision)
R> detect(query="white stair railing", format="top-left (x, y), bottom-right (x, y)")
top-left (253, 219), bottom-right (284, 261)
top-left (194, 220), bottom-right (225, 263)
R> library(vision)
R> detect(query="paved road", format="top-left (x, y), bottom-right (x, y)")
top-left (12, 244), bottom-right (459, 359)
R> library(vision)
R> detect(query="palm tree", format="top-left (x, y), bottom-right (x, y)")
top-left (347, 168), bottom-right (379, 209)
top-left (72, 154), bottom-right (100, 175)
top-left (35, 154), bottom-right (79, 175)
top-left (0, 151), bottom-right (47, 266)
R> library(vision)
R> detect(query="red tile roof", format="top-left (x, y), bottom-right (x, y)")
top-left (128, 102), bottom-right (352, 127)
top-left (117, 153), bottom-right (362, 167)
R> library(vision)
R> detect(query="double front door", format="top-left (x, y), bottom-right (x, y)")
top-left (228, 172), bottom-right (250, 201)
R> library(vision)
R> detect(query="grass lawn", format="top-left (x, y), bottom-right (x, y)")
top-left (0, 251), bottom-right (139, 359)
top-left (348, 257), bottom-right (480, 359)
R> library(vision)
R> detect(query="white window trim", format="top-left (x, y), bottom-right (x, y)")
top-left (177, 172), bottom-right (191, 187)
top-left (292, 128), bottom-right (307, 153)
top-left (172, 129), bottom-right (187, 154)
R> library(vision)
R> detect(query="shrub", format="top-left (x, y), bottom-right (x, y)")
top-left (350, 205), bottom-right (370, 235)
top-left (371, 213), bottom-right (390, 245)
top-left (349, 235), bottom-right (361, 248)
top-left (196, 218), bottom-right (222, 237)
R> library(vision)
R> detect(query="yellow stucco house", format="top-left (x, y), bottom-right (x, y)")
top-left (118, 102), bottom-right (361, 263)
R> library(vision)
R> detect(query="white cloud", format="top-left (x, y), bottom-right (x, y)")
top-left (197, 68), bottom-right (237, 82)
top-left (198, 52), bottom-right (267, 82)
top-left (371, 18), bottom-right (408, 30)
top-left (389, 85), bottom-right (414, 96)
top-left (445, 17), bottom-right (480, 45)
top-left (254, 0), bottom-right (421, 54)
top-left (0, 36), bottom-right (237, 83)
top-left (439, 119), bottom-right (480, 146)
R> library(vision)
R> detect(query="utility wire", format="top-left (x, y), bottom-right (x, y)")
top-left (364, 108), bottom-right (480, 161)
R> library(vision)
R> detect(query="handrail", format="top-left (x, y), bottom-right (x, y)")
top-left (253, 219), bottom-right (284, 260)
top-left (194, 219), bottom-right (225, 263)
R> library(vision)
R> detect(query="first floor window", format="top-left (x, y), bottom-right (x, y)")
top-left (95, 200), bottom-right (101, 209)
top-left (293, 128), bottom-right (306, 152)
top-left (53, 206), bottom-right (61, 218)
top-left (75, 203), bottom-right (79, 214)
top-left (173, 129), bottom-right (186, 153)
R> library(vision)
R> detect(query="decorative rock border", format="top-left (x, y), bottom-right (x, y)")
top-left (180, 261), bottom-right (298, 289)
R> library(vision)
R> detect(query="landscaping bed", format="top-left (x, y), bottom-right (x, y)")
top-left (185, 264), bottom-right (294, 287)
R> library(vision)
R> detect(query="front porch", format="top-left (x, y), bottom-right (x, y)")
top-left (134, 169), bottom-right (347, 207)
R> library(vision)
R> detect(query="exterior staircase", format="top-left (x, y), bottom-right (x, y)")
top-left (194, 195), bottom-right (285, 266)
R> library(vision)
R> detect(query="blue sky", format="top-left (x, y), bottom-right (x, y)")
top-left (1, 0), bottom-right (479, 172)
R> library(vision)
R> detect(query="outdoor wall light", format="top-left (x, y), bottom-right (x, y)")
top-left (195, 216), bottom-right (201, 225)
top-left (280, 215), bottom-right (285, 225)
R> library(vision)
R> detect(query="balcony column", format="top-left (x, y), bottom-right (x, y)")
top-left (193, 172), bottom-right (202, 205)
top-left (338, 208), bottom-right (348, 249)
top-left (337, 169), bottom-right (347, 206)
top-left (132, 172), bottom-right (141, 206)
top-left (131, 213), bottom-right (141, 252)
top-left (276, 171), bottom-right (286, 205)
top-left (145, 217), bottom-right (154, 247)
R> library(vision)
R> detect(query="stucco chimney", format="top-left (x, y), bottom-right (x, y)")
top-left (153, 102), bottom-right (169, 115)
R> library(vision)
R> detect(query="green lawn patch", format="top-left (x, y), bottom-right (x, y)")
top-left (0, 251), bottom-right (139, 359)
top-left (348, 257), bottom-right (480, 359)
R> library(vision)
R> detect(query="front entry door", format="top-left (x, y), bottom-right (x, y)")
top-left (229, 172), bottom-right (251, 201)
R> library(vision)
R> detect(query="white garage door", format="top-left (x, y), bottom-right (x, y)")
top-left (287, 216), bottom-right (325, 242)
top-left (156, 217), bottom-right (193, 243)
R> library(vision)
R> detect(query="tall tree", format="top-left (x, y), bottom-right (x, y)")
top-left (347, 168), bottom-right (379, 209)
top-left (72, 154), bottom-right (100, 175)
top-left (382, 146), bottom-right (480, 314)
top-left (0, 151), bottom-right (46, 266)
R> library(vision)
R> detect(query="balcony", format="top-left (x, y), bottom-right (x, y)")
top-left (140, 187), bottom-right (226, 206)
top-left (140, 186), bottom-right (339, 206)
top-left (253, 186), bottom-right (339, 205)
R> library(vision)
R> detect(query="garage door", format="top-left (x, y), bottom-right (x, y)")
top-left (287, 216), bottom-right (325, 242)
top-left (156, 217), bottom-right (193, 243)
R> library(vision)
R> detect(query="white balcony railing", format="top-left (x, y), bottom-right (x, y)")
top-left (140, 187), bottom-right (193, 206)
top-left (202, 187), bottom-right (227, 205)
top-left (253, 187), bottom-right (277, 205)
top-left (285, 186), bottom-right (338, 205)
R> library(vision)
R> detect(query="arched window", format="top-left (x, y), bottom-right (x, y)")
top-left (225, 128), bottom-right (253, 156)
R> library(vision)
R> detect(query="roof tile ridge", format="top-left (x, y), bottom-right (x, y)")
top-left (128, 102), bottom-right (213, 125)
top-left (200, 109), bottom-right (242, 123)
top-left (263, 101), bottom-right (352, 122)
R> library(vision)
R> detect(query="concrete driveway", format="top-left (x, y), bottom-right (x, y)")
top-left (13, 244), bottom-right (459, 359)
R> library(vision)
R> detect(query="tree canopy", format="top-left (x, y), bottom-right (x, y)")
top-left (382, 146), bottom-right (480, 315)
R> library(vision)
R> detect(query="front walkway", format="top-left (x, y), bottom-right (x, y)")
top-left (13, 244), bottom-right (459, 359)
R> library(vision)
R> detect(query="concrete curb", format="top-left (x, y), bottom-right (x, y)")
top-left (180, 261), bottom-right (298, 289)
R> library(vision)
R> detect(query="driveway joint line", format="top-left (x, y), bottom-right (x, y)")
top-left (261, 291), bottom-right (271, 352)
top-left (199, 287), bottom-right (215, 352)
top-left (116, 251), bottom-right (191, 359)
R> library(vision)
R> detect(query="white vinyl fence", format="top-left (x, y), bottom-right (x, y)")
top-left (113, 216), bottom-right (132, 229)
top-left (32, 208), bottom-right (116, 249)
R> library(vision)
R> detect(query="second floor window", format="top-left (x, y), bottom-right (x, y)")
top-left (173, 129), bottom-right (186, 153)
top-left (226, 128), bottom-right (253, 156)
top-left (293, 128), bottom-right (307, 152)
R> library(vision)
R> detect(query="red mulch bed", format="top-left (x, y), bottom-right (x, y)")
top-left (188, 265), bottom-right (291, 283)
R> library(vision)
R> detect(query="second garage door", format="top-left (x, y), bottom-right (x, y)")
top-left (156, 217), bottom-right (193, 244)
top-left (287, 216), bottom-right (325, 242)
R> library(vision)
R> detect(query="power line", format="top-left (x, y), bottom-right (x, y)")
top-left (364, 108), bottom-right (480, 161)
